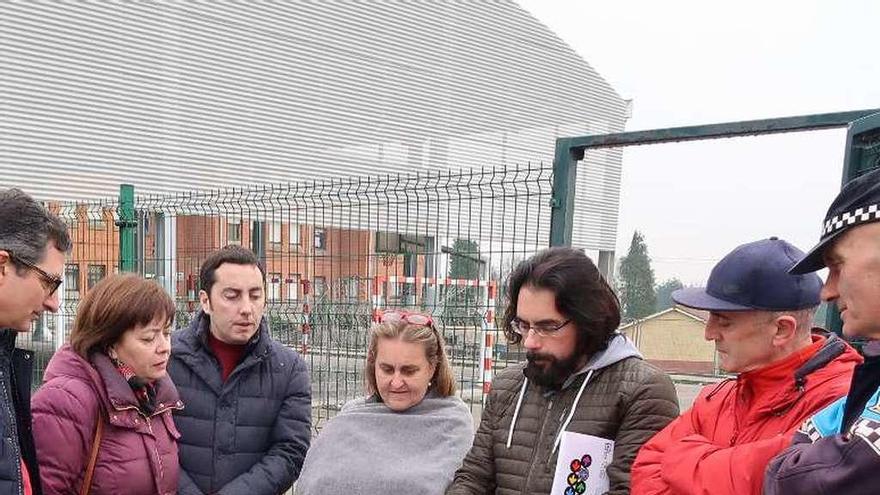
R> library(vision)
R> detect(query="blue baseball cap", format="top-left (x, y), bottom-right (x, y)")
top-left (673, 237), bottom-right (822, 311)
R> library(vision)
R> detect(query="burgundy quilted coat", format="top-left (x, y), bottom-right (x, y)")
top-left (31, 345), bottom-right (183, 495)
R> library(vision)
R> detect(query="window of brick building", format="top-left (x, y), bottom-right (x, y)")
top-left (87, 264), bottom-right (106, 289)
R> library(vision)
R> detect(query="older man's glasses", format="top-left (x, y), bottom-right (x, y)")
top-left (510, 317), bottom-right (571, 338)
top-left (6, 251), bottom-right (63, 296)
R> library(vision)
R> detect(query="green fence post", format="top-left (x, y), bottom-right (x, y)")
top-left (841, 112), bottom-right (880, 185)
top-left (549, 138), bottom-right (585, 247)
top-left (118, 184), bottom-right (137, 273)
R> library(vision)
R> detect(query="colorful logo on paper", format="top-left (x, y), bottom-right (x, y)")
top-left (564, 454), bottom-right (592, 495)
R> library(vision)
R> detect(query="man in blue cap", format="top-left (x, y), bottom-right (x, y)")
top-left (632, 237), bottom-right (862, 495)
top-left (766, 168), bottom-right (880, 495)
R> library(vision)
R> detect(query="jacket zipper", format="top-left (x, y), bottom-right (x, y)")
top-left (106, 403), bottom-right (179, 493)
top-left (522, 397), bottom-right (554, 495)
top-left (5, 366), bottom-right (23, 495)
top-left (145, 418), bottom-right (166, 489)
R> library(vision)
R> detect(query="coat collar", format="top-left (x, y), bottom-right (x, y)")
top-left (736, 332), bottom-right (860, 415)
top-left (90, 351), bottom-right (182, 415)
top-left (174, 310), bottom-right (272, 395)
top-left (0, 329), bottom-right (17, 354)
top-left (43, 346), bottom-right (182, 419)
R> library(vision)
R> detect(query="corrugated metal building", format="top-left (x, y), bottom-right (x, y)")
top-left (0, 0), bottom-right (628, 253)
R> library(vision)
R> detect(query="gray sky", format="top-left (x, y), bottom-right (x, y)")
top-left (517, 0), bottom-right (880, 285)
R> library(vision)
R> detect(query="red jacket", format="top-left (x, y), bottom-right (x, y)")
top-left (631, 332), bottom-right (862, 495)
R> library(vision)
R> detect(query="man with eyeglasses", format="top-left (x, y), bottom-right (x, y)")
top-left (448, 247), bottom-right (678, 495)
top-left (631, 237), bottom-right (861, 495)
top-left (0, 188), bottom-right (71, 495)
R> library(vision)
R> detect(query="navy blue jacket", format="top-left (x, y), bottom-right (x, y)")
top-left (0, 330), bottom-right (41, 495)
top-left (169, 312), bottom-right (311, 495)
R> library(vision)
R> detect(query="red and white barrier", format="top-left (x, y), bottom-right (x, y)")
top-left (379, 275), bottom-right (495, 288)
top-left (482, 331), bottom-right (495, 394)
top-left (371, 276), bottom-right (383, 322)
top-left (486, 281), bottom-right (497, 324)
top-left (300, 278), bottom-right (312, 355)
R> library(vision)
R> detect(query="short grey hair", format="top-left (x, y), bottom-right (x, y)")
top-left (769, 306), bottom-right (819, 332)
top-left (0, 188), bottom-right (71, 271)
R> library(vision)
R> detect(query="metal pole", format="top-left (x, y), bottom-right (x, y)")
top-left (566, 109), bottom-right (880, 150)
top-left (549, 138), bottom-right (584, 247)
top-left (117, 184), bottom-right (137, 273)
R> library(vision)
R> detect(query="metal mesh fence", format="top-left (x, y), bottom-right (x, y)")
top-left (27, 200), bottom-right (121, 388)
top-left (40, 163), bottom-right (554, 431)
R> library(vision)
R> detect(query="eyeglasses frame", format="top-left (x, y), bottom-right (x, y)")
top-left (2, 250), bottom-right (63, 297)
top-left (509, 317), bottom-right (572, 338)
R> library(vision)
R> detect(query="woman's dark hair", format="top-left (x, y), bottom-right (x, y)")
top-left (502, 247), bottom-right (621, 358)
top-left (70, 273), bottom-right (176, 358)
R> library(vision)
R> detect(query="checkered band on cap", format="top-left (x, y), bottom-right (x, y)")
top-left (822, 203), bottom-right (880, 237)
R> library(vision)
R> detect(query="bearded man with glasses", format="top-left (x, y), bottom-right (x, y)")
top-left (447, 247), bottom-right (678, 495)
top-left (0, 188), bottom-right (71, 495)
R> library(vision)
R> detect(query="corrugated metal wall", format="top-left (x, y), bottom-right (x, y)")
top-left (0, 0), bottom-right (627, 251)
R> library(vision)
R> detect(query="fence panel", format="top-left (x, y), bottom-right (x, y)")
top-left (44, 163), bottom-right (554, 431)
top-left (22, 200), bottom-right (123, 387)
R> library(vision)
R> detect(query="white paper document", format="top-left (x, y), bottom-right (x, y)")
top-left (550, 431), bottom-right (614, 495)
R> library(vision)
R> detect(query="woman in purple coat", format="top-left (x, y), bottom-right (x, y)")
top-left (32, 274), bottom-right (182, 495)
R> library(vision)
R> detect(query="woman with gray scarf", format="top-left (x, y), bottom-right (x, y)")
top-left (296, 310), bottom-right (474, 494)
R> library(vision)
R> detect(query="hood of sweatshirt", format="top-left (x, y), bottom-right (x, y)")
top-left (505, 332), bottom-right (643, 450)
top-left (559, 332), bottom-right (643, 390)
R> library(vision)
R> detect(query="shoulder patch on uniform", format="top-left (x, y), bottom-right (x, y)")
top-left (867, 389), bottom-right (880, 417)
top-left (850, 418), bottom-right (880, 456)
top-left (805, 396), bottom-right (847, 437)
top-left (798, 418), bottom-right (823, 443)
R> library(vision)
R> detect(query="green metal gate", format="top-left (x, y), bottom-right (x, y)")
top-left (551, 108), bottom-right (880, 334)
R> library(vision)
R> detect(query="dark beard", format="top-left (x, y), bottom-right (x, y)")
top-left (524, 351), bottom-right (584, 391)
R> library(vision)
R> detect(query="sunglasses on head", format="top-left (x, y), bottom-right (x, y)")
top-left (380, 310), bottom-right (434, 328)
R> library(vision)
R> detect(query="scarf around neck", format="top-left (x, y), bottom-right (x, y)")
top-left (113, 359), bottom-right (157, 416)
top-left (296, 393), bottom-right (474, 495)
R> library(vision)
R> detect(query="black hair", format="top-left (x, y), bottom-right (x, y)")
top-left (503, 247), bottom-right (621, 358)
top-left (0, 188), bottom-right (71, 272)
top-left (199, 244), bottom-right (266, 296)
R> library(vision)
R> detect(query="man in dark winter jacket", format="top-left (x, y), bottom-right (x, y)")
top-left (0, 188), bottom-right (71, 495)
top-left (169, 245), bottom-right (311, 495)
top-left (765, 168), bottom-right (880, 495)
